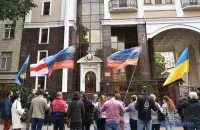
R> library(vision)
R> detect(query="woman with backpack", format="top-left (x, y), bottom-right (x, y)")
top-left (151, 94), bottom-right (163, 130)
top-left (67, 92), bottom-right (85, 130)
top-left (93, 95), bottom-right (107, 130)
top-left (11, 93), bottom-right (25, 130)
top-left (162, 95), bottom-right (176, 130)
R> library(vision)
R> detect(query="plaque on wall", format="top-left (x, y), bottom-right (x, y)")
top-left (105, 72), bottom-right (111, 77)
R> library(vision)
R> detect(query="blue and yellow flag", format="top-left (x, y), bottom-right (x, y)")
top-left (163, 48), bottom-right (189, 86)
top-left (14, 55), bottom-right (30, 86)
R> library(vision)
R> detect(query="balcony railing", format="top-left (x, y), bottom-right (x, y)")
top-left (181, 0), bottom-right (200, 10)
top-left (109, 0), bottom-right (138, 12)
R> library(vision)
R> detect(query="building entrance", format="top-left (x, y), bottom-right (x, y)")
top-left (85, 71), bottom-right (96, 93)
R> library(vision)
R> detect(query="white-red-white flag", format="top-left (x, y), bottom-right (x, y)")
top-left (30, 60), bottom-right (49, 77)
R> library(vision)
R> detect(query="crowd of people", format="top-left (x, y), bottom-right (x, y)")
top-left (0, 86), bottom-right (200, 130)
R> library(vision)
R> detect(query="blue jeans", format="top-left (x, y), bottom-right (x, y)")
top-left (53, 115), bottom-right (65, 130)
top-left (137, 119), bottom-right (152, 130)
top-left (164, 121), bottom-right (175, 130)
top-left (187, 125), bottom-right (200, 130)
top-left (105, 121), bottom-right (120, 130)
top-left (31, 118), bottom-right (44, 130)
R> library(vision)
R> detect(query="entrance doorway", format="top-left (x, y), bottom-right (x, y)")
top-left (85, 71), bottom-right (96, 93)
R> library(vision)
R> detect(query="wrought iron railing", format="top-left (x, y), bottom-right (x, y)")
top-left (109, 0), bottom-right (138, 11)
top-left (181, 0), bottom-right (200, 8)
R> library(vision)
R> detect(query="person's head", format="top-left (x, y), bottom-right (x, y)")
top-left (108, 92), bottom-right (115, 99)
top-left (82, 93), bottom-right (88, 100)
top-left (31, 89), bottom-right (36, 95)
top-left (100, 95), bottom-right (106, 104)
top-left (93, 94), bottom-right (98, 101)
top-left (142, 86), bottom-right (148, 93)
top-left (13, 93), bottom-right (20, 101)
top-left (189, 92), bottom-right (198, 99)
top-left (163, 95), bottom-right (175, 112)
top-left (115, 93), bottom-right (121, 100)
top-left (150, 94), bottom-right (156, 101)
top-left (56, 91), bottom-right (63, 99)
top-left (131, 95), bottom-right (137, 102)
top-left (72, 91), bottom-right (80, 100)
top-left (7, 91), bottom-right (13, 98)
top-left (37, 88), bottom-right (44, 96)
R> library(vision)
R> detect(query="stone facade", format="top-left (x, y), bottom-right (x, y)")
top-left (0, 19), bottom-right (23, 83)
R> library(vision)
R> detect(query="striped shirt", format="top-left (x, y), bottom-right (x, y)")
top-left (162, 103), bottom-right (175, 122)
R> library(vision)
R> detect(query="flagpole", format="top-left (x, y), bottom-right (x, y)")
top-left (124, 65), bottom-right (137, 102)
top-left (187, 72), bottom-right (190, 94)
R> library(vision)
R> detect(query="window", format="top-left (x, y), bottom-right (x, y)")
top-left (155, 0), bottom-right (162, 4)
top-left (4, 24), bottom-right (15, 39)
top-left (166, 0), bottom-right (174, 4)
top-left (0, 52), bottom-right (12, 70)
top-left (39, 28), bottom-right (49, 44)
top-left (42, 2), bottom-right (51, 15)
top-left (35, 50), bottom-right (48, 90)
top-left (144, 0), bottom-right (151, 4)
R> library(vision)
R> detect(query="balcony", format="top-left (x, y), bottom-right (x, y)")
top-left (181, 0), bottom-right (200, 10)
top-left (109, 0), bottom-right (138, 13)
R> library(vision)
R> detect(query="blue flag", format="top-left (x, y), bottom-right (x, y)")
top-left (14, 55), bottom-right (30, 86)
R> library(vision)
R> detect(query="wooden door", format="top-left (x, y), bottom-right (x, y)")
top-left (85, 71), bottom-right (96, 93)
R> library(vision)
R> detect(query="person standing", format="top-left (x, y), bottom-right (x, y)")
top-left (125, 95), bottom-right (138, 130)
top-left (176, 94), bottom-right (188, 130)
top-left (162, 96), bottom-right (176, 130)
top-left (150, 94), bottom-right (162, 130)
top-left (178, 92), bottom-right (200, 130)
top-left (51, 91), bottom-right (67, 130)
top-left (101, 92), bottom-right (125, 130)
top-left (115, 93), bottom-right (125, 130)
top-left (26, 89), bottom-right (37, 130)
top-left (1, 91), bottom-right (13, 130)
top-left (11, 93), bottom-right (25, 130)
top-left (67, 91), bottom-right (85, 130)
top-left (92, 94), bottom-right (98, 130)
top-left (30, 89), bottom-right (50, 130)
top-left (82, 93), bottom-right (94, 130)
top-left (135, 86), bottom-right (157, 130)
top-left (94, 95), bottom-right (107, 130)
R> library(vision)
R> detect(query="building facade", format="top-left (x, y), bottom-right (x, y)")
top-left (161, 52), bottom-right (175, 69)
top-left (18, 0), bottom-right (200, 98)
top-left (0, 19), bottom-right (23, 85)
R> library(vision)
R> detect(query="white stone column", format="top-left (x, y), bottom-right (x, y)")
top-left (25, 10), bottom-right (32, 22)
top-left (175, 0), bottom-right (184, 17)
top-left (104, 0), bottom-right (111, 19)
top-left (80, 64), bottom-right (85, 92)
top-left (97, 64), bottom-right (101, 92)
top-left (62, 0), bottom-right (70, 92)
top-left (137, 0), bottom-right (144, 18)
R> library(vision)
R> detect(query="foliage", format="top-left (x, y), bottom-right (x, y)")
top-left (0, 0), bottom-right (37, 21)
top-left (155, 52), bottom-right (165, 77)
top-left (0, 84), bottom-right (29, 107)
top-left (130, 75), bottom-right (153, 93)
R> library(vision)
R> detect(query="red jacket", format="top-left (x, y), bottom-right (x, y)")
top-left (52, 98), bottom-right (67, 113)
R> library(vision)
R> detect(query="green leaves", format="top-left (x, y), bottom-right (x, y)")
top-left (155, 53), bottom-right (165, 77)
top-left (0, 0), bottom-right (37, 21)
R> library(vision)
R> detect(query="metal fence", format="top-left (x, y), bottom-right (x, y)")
top-left (109, 0), bottom-right (138, 10)
top-left (181, 0), bottom-right (200, 7)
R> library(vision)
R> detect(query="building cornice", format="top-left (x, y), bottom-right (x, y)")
top-left (144, 4), bottom-right (176, 11)
top-left (24, 21), bottom-right (64, 28)
top-left (101, 17), bottom-right (200, 26)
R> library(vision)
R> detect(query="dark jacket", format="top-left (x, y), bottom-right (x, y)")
top-left (178, 99), bottom-right (200, 125)
top-left (82, 98), bottom-right (94, 123)
top-left (1, 97), bottom-right (12, 120)
top-left (176, 97), bottom-right (187, 120)
top-left (135, 93), bottom-right (157, 121)
top-left (67, 100), bottom-right (85, 123)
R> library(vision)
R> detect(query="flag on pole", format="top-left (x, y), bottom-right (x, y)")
top-left (107, 46), bottom-right (142, 70)
top-left (44, 45), bottom-right (76, 76)
top-left (30, 59), bottom-right (49, 77)
top-left (163, 48), bottom-right (189, 86)
top-left (14, 55), bottom-right (30, 86)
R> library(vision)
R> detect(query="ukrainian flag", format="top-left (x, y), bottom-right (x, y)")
top-left (163, 48), bottom-right (189, 86)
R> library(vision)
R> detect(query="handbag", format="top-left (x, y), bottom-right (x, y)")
top-left (16, 101), bottom-right (27, 123)
top-left (157, 103), bottom-right (165, 122)
top-left (66, 100), bottom-right (81, 128)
